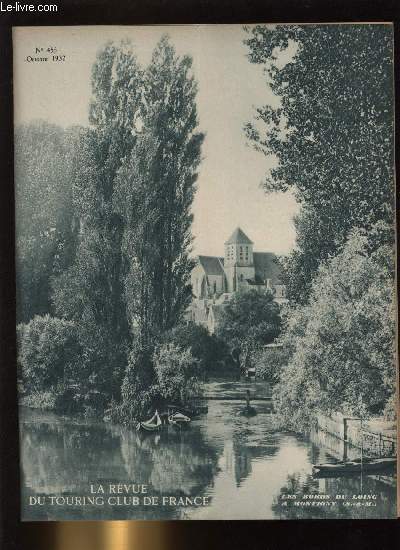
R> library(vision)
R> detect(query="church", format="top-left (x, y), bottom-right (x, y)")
top-left (188, 227), bottom-right (287, 334)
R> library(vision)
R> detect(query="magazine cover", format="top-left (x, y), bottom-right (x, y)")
top-left (13, 23), bottom-right (397, 521)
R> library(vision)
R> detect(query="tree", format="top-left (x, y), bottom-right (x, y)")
top-left (216, 290), bottom-right (282, 374)
top-left (245, 25), bottom-right (394, 303)
top-left (273, 231), bottom-right (396, 432)
top-left (114, 36), bottom-right (204, 345)
top-left (14, 121), bottom-right (80, 322)
top-left (162, 322), bottom-right (228, 378)
top-left (153, 343), bottom-right (202, 406)
top-left (52, 42), bottom-right (143, 399)
top-left (114, 36), bottom-right (204, 418)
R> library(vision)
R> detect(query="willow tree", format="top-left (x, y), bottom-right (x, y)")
top-left (114, 36), bottom-right (204, 419)
top-left (244, 24), bottom-right (394, 303)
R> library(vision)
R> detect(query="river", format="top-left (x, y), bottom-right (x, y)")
top-left (20, 395), bottom-right (397, 520)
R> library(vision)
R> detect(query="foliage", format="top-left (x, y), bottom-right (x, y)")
top-left (383, 393), bottom-right (397, 422)
top-left (15, 121), bottom-right (81, 322)
top-left (114, 36), bottom-right (204, 345)
top-left (153, 343), bottom-right (202, 406)
top-left (216, 290), bottom-right (281, 373)
top-left (277, 205), bottom-right (342, 305)
top-left (162, 322), bottom-right (228, 378)
top-left (19, 384), bottom-right (97, 415)
top-left (51, 42), bottom-right (143, 399)
top-left (273, 231), bottom-right (396, 432)
top-left (117, 344), bottom-right (157, 423)
top-left (18, 38), bottom-right (204, 419)
top-left (109, 341), bottom-right (203, 424)
top-left (20, 390), bottom-right (59, 410)
top-left (253, 347), bottom-right (287, 384)
top-left (17, 315), bottom-right (80, 394)
top-left (245, 25), bottom-right (394, 303)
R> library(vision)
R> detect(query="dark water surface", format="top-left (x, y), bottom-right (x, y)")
top-left (20, 401), bottom-right (396, 520)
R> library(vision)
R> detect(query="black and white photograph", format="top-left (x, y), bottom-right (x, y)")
top-left (13, 23), bottom-right (397, 521)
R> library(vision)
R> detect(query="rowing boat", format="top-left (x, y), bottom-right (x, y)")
top-left (167, 403), bottom-right (208, 417)
top-left (313, 457), bottom-right (396, 477)
top-left (136, 410), bottom-right (162, 433)
top-left (168, 411), bottom-right (191, 428)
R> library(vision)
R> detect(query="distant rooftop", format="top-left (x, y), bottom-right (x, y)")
top-left (225, 227), bottom-right (253, 245)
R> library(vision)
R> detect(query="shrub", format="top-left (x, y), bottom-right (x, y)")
top-left (153, 342), bottom-right (202, 406)
top-left (254, 347), bottom-right (287, 383)
top-left (162, 322), bottom-right (228, 378)
top-left (17, 315), bottom-right (81, 394)
top-left (20, 390), bottom-right (58, 410)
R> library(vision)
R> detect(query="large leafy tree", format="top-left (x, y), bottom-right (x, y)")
top-left (273, 231), bottom-right (396, 432)
top-left (52, 42), bottom-right (143, 398)
top-left (216, 290), bottom-right (281, 374)
top-left (15, 121), bottom-right (80, 322)
top-left (245, 24), bottom-right (394, 303)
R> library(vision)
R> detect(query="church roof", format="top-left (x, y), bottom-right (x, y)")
top-left (198, 255), bottom-right (225, 276)
top-left (196, 250), bottom-right (283, 284)
top-left (225, 227), bottom-right (253, 245)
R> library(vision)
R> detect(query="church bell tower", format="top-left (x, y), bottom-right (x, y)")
top-left (224, 227), bottom-right (255, 292)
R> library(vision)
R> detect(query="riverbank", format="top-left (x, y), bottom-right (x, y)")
top-left (316, 412), bottom-right (397, 458)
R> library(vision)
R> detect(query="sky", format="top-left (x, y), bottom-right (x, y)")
top-left (13, 25), bottom-right (299, 257)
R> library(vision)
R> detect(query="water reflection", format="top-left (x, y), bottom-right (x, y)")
top-left (20, 403), bottom-right (396, 520)
top-left (20, 408), bottom-right (220, 520)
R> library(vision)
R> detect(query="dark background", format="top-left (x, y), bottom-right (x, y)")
top-left (1, 1), bottom-right (399, 549)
